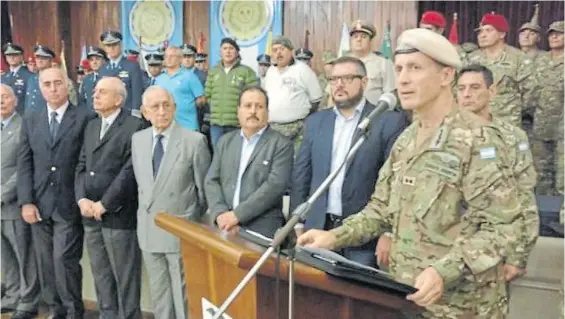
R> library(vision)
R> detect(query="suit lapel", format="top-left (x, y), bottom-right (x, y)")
top-left (321, 112), bottom-right (336, 176)
top-left (242, 127), bottom-right (270, 173)
top-left (152, 124), bottom-right (181, 195)
top-left (226, 132), bottom-right (242, 200)
top-left (94, 109), bottom-right (126, 152)
top-left (52, 104), bottom-right (76, 148)
top-left (1, 114), bottom-right (21, 144)
top-left (139, 129), bottom-right (155, 189)
top-left (38, 107), bottom-right (53, 148)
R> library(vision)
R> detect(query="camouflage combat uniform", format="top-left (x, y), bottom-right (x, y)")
top-left (556, 114), bottom-right (564, 195)
top-left (331, 106), bottom-right (523, 318)
top-left (531, 51), bottom-right (564, 195)
top-left (466, 45), bottom-right (537, 127)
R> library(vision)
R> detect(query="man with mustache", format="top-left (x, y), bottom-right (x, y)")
top-left (291, 56), bottom-right (409, 266)
top-left (205, 86), bottom-right (293, 238)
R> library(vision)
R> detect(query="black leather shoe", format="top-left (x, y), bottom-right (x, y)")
top-left (11, 310), bottom-right (37, 319)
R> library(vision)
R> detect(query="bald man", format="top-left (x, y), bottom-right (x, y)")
top-left (17, 67), bottom-right (95, 318)
top-left (132, 86), bottom-right (210, 319)
top-left (75, 77), bottom-right (146, 318)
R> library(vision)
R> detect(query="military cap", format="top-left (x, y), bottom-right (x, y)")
top-left (395, 28), bottom-right (462, 68)
top-left (519, 22), bottom-right (541, 33)
top-left (34, 45), bottom-right (56, 58)
top-left (195, 53), bottom-right (208, 63)
top-left (145, 53), bottom-right (164, 66)
top-left (322, 51), bottom-right (337, 64)
top-left (460, 42), bottom-right (479, 53)
top-left (125, 49), bottom-right (139, 57)
top-left (2, 43), bottom-right (23, 55)
top-left (420, 11), bottom-right (447, 29)
top-left (100, 31), bottom-right (123, 45)
top-left (220, 37), bottom-right (240, 51)
top-left (256, 54), bottom-right (271, 65)
top-left (272, 36), bottom-right (294, 50)
top-left (27, 56), bottom-right (36, 64)
top-left (477, 13), bottom-right (509, 32)
top-left (76, 65), bottom-right (85, 75)
top-left (548, 21), bottom-right (565, 33)
top-left (181, 44), bottom-right (197, 56)
top-left (295, 48), bottom-right (313, 60)
top-left (81, 59), bottom-right (90, 70)
top-left (349, 20), bottom-right (376, 39)
top-left (87, 46), bottom-right (107, 59)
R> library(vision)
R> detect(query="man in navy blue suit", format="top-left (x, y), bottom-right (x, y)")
top-left (291, 56), bottom-right (409, 266)
top-left (98, 31), bottom-right (143, 117)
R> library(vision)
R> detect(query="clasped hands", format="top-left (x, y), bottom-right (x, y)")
top-left (216, 211), bottom-right (240, 234)
top-left (79, 199), bottom-right (106, 221)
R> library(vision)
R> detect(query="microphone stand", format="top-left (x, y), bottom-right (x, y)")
top-left (212, 127), bottom-right (372, 319)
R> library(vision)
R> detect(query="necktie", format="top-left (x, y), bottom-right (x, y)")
top-left (152, 134), bottom-right (164, 178)
top-left (150, 78), bottom-right (155, 86)
top-left (1, 122), bottom-right (4, 131)
top-left (49, 111), bottom-right (59, 139)
top-left (100, 120), bottom-right (108, 140)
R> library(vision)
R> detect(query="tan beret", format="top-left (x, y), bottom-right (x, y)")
top-left (395, 28), bottom-right (462, 68)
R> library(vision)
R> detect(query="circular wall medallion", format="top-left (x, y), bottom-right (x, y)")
top-left (129, 1), bottom-right (175, 51)
top-left (219, 0), bottom-right (273, 46)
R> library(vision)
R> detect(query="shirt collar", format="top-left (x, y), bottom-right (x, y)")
top-left (100, 108), bottom-right (121, 126)
top-left (2, 112), bottom-right (16, 127)
top-left (333, 98), bottom-right (366, 119)
top-left (240, 125), bottom-right (268, 142)
top-left (153, 121), bottom-right (175, 139)
top-left (110, 56), bottom-right (123, 65)
top-left (9, 65), bottom-right (21, 74)
top-left (47, 101), bottom-right (70, 118)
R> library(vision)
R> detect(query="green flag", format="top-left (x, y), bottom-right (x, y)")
top-left (380, 21), bottom-right (393, 60)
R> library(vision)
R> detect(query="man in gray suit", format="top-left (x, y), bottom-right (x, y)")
top-left (1, 84), bottom-right (40, 319)
top-left (205, 86), bottom-right (294, 238)
top-left (132, 86), bottom-right (211, 319)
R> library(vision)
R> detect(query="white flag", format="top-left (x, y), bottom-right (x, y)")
top-left (338, 22), bottom-right (350, 58)
top-left (80, 45), bottom-right (87, 63)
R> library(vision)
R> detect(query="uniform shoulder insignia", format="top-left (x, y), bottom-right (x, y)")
top-left (518, 141), bottom-right (530, 152)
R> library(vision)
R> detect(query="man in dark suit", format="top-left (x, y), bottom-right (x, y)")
top-left (1, 84), bottom-right (40, 319)
top-left (1, 43), bottom-right (33, 115)
top-left (77, 46), bottom-right (107, 111)
top-left (98, 31), bottom-right (143, 117)
top-left (291, 56), bottom-right (409, 266)
top-left (205, 86), bottom-right (294, 238)
top-left (75, 77), bottom-right (145, 319)
top-left (18, 67), bottom-right (94, 319)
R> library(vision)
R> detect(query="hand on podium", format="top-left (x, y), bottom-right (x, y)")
top-left (296, 229), bottom-right (337, 250)
top-left (406, 267), bottom-right (444, 307)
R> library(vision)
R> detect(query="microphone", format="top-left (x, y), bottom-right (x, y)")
top-left (357, 92), bottom-right (397, 132)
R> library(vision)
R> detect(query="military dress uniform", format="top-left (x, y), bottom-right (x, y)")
top-left (98, 31), bottom-right (143, 114)
top-left (78, 46), bottom-right (107, 110)
top-left (142, 53), bottom-right (163, 91)
top-left (23, 45), bottom-right (56, 113)
top-left (330, 29), bottom-right (523, 319)
top-left (531, 21), bottom-right (565, 195)
top-left (347, 20), bottom-right (396, 105)
top-left (256, 53), bottom-right (271, 86)
top-left (295, 48), bottom-right (313, 65)
top-left (1, 43), bottom-right (33, 115)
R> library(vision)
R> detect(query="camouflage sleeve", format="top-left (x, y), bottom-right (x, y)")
top-left (330, 155), bottom-right (394, 249)
top-left (516, 56), bottom-right (538, 119)
top-left (431, 128), bottom-right (523, 285)
top-left (505, 134), bottom-right (539, 268)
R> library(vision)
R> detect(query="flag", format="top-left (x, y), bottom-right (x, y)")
top-left (304, 30), bottom-right (310, 50)
top-left (338, 22), bottom-right (350, 57)
top-left (265, 30), bottom-right (273, 55)
top-left (197, 31), bottom-right (206, 53)
top-left (379, 20), bottom-right (393, 60)
top-left (79, 44), bottom-right (87, 65)
top-left (448, 13), bottom-right (459, 45)
top-left (60, 40), bottom-right (68, 75)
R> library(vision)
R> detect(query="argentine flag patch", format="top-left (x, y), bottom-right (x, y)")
top-left (480, 147), bottom-right (496, 159)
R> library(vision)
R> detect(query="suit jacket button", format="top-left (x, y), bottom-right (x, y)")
top-left (51, 166), bottom-right (57, 172)
top-left (90, 171), bottom-right (95, 176)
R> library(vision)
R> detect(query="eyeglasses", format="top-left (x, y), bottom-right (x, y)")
top-left (329, 74), bottom-right (363, 85)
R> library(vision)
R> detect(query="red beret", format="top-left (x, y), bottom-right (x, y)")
top-left (27, 56), bottom-right (36, 63)
top-left (420, 11), bottom-right (446, 29)
top-left (479, 13), bottom-right (509, 32)
top-left (81, 59), bottom-right (90, 70)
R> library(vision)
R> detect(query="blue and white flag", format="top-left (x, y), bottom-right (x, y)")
top-left (209, 0), bottom-right (283, 73)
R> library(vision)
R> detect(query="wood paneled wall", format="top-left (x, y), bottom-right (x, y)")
top-left (8, 0), bottom-right (419, 77)
top-left (283, 1), bottom-right (419, 73)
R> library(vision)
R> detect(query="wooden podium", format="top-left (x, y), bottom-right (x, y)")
top-left (156, 213), bottom-right (422, 319)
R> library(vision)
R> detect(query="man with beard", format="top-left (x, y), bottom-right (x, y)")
top-left (291, 56), bottom-right (409, 266)
top-left (205, 86), bottom-right (293, 238)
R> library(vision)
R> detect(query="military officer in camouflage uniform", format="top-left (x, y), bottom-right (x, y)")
top-left (456, 64), bottom-right (538, 281)
top-left (78, 46), bottom-right (107, 110)
top-left (347, 20), bottom-right (395, 105)
top-left (466, 13), bottom-right (537, 127)
top-left (531, 21), bottom-right (564, 195)
top-left (298, 28), bottom-right (524, 318)
top-left (1, 43), bottom-right (33, 115)
top-left (518, 5), bottom-right (545, 60)
top-left (318, 51), bottom-right (336, 109)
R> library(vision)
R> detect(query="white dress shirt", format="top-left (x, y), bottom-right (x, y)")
top-left (47, 101), bottom-right (70, 124)
top-left (99, 108), bottom-right (121, 139)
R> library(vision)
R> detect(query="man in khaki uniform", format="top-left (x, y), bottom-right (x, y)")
top-left (318, 51), bottom-right (336, 109)
top-left (347, 20), bottom-right (395, 104)
top-left (518, 5), bottom-right (545, 60)
top-left (531, 21), bottom-right (564, 195)
top-left (298, 28), bottom-right (524, 318)
top-left (466, 13), bottom-right (537, 127)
